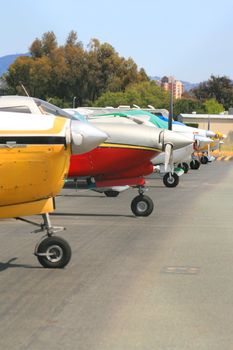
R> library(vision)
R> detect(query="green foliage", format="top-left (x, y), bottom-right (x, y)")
top-left (172, 98), bottom-right (205, 117)
top-left (203, 98), bottom-right (224, 114)
top-left (94, 81), bottom-right (169, 108)
top-left (192, 75), bottom-right (233, 110)
top-left (46, 97), bottom-right (70, 108)
top-left (5, 31), bottom-right (148, 106)
top-left (6, 32), bottom-right (233, 114)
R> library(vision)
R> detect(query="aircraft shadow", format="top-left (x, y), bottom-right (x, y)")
top-left (58, 194), bottom-right (104, 198)
top-left (148, 185), bottom-right (167, 188)
top-left (51, 212), bottom-right (134, 218)
top-left (0, 258), bottom-right (41, 271)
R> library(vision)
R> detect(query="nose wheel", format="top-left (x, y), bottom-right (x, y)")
top-left (178, 162), bottom-right (189, 173)
top-left (16, 213), bottom-right (71, 268)
top-left (104, 190), bottom-right (120, 197)
top-left (190, 159), bottom-right (200, 170)
top-left (35, 236), bottom-right (72, 268)
top-left (163, 172), bottom-right (179, 187)
top-left (200, 155), bottom-right (208, 164)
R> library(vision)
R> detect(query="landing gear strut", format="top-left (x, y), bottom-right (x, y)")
top-left (131, 186), bottom-right (154, 217)
top-left (16, 213), bottom-right (71, 268)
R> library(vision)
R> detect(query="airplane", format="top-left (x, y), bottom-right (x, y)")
top-left (0, 108), bottom-right (107, 268)
top-left (0, 96), bottom-right (193, 217)
top-left (73, 107), bottom-right (224, 179)
top-left (68, 112), bottom-right (193, 214)
top-left (81, 110), bottom-right (209, 187)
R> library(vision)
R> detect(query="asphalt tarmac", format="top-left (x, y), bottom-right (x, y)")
top-left (0, 160), bottom-right (233, 350)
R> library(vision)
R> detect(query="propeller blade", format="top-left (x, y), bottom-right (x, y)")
top-left (164, 143), bottom-right (173, 173)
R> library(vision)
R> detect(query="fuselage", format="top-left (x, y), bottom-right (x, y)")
top-left (0, 112), bottom-right (71, 218)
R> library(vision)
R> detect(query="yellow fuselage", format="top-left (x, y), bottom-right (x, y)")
top-left (0, 114), bottom-right (70, 218)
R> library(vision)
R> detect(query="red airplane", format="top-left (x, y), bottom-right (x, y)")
top-left (68, 116), bottom-right (192, 217)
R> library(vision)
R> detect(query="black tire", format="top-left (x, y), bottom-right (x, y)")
top-left (131, 195), bottom-right (154, 217)
top-left (178, 162), bottom-right (189, 174)
top-left (200, 156), bottom-right (208, 164)
top-left (104, 190), bottom-right (120, 197)
top-left (163, 173), bottom-right (179, 188)
top-left (190, 159), bottom-right (200, 170)
top-left (36, 236), bottom-right (72, 268)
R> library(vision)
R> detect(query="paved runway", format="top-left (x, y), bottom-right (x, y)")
top-left (1, 161), bottom-right (233, 350)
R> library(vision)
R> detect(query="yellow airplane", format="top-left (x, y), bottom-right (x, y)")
top-left (0, 110), bottom-right (107, 268)
top-left (197, 131), bottom-right (226, 163)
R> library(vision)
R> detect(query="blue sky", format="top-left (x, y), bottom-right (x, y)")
top-left (1, 0), bottom-right (233, 82)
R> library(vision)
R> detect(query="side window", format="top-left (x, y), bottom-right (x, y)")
top-left (0, 106), bottom-right (31, 113)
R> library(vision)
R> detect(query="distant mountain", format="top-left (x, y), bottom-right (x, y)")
top-left (180, 80), bottom-right (199, 91)
top-left (0, 53), bottom-right (29, 77)
top-left (150, 76), bottom-right (199, 91)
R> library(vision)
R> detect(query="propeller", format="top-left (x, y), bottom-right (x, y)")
top-left (165, 80), bottom-right (174, 172)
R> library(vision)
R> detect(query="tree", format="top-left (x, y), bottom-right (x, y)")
top-left (30, 38), bottom-right (43, 58)
top-left (5, 56), bottom-right (34, 95)
top-left (66, 30), bottom-right (83, 48)
top-left (41, 31), bottom-right (57, 56)
top-left (203, 98), bottom-right (224, 114)
top-left (173, 98), bottom-right (205, 117)
top-left (94, 81), bottom-right (169, 108)
top-left (5, 31), bottom-right (149, 105)
top-left (192, 75), bottom-right (233, 110)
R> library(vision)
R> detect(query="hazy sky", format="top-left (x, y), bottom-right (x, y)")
top-left (1, 0), bottom-right (233, 82)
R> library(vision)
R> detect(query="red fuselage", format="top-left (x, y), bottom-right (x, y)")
top-left (68, 146), bottom-right (159, 187)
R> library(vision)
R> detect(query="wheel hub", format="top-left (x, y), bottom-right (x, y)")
top-left (45, 245), bottom-right (63, 263)
top-left (168, 176), bottom-right (175, 184)
top-left (136, 200), bottom-right (148, 213)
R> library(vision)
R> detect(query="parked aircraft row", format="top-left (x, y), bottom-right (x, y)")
top-left (0, 96), bottom-right (224, 269)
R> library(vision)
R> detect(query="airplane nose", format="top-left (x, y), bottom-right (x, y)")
top-left (70, 120), bottom-right (108, 154)
top-left (206, 130), bottom-right (216, 138)
top-left (161, 129), bottom-right (193, 150)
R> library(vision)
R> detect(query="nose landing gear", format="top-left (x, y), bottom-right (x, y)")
top-left (16, 213), bottom-right (71, 268)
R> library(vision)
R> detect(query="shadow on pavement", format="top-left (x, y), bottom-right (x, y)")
top-left (0, 258), bottom-right (41, 271)
top-left (51, 212), bottom-right (134, 218)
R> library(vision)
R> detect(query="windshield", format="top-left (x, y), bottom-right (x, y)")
top-left (33, 98), bottom-right (76, 120)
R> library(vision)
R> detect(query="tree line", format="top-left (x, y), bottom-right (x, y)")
top-left (3, 31), bottom-right (233, 115)
top-left (4, 31), bottom-right (148, 107)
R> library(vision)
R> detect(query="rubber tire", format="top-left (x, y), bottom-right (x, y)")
top-left (190, 159), bottom-right (200, 170)
top-left (163, 173), bottom-right (179, 188)
top-left (178, 162), bottom-right (189, 174)
top-left (36, 236), bottom-right (72, 268)
top-left (131, 195), bottom-right (154, 217)
top-left (104, 190), bottom-right (120, 197)
top-left (200, 156), bottom-right (208, 164)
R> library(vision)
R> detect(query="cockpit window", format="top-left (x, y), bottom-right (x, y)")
top-left (33, 98), bottom-right (76, 120)
top-left (0, 106), bottom-right (31, 113)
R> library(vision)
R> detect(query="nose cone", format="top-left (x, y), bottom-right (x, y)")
top-left (194, 135), bottom-right (212, 150)
top-left (162, 130), bottom-right (193, 150)
top-left (70, 120), bottom-right (107, 154)
top-left (206, 130), bottom-right (216, 138)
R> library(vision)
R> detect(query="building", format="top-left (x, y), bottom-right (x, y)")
top-left (161, 76), bottom-right (184, 99)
